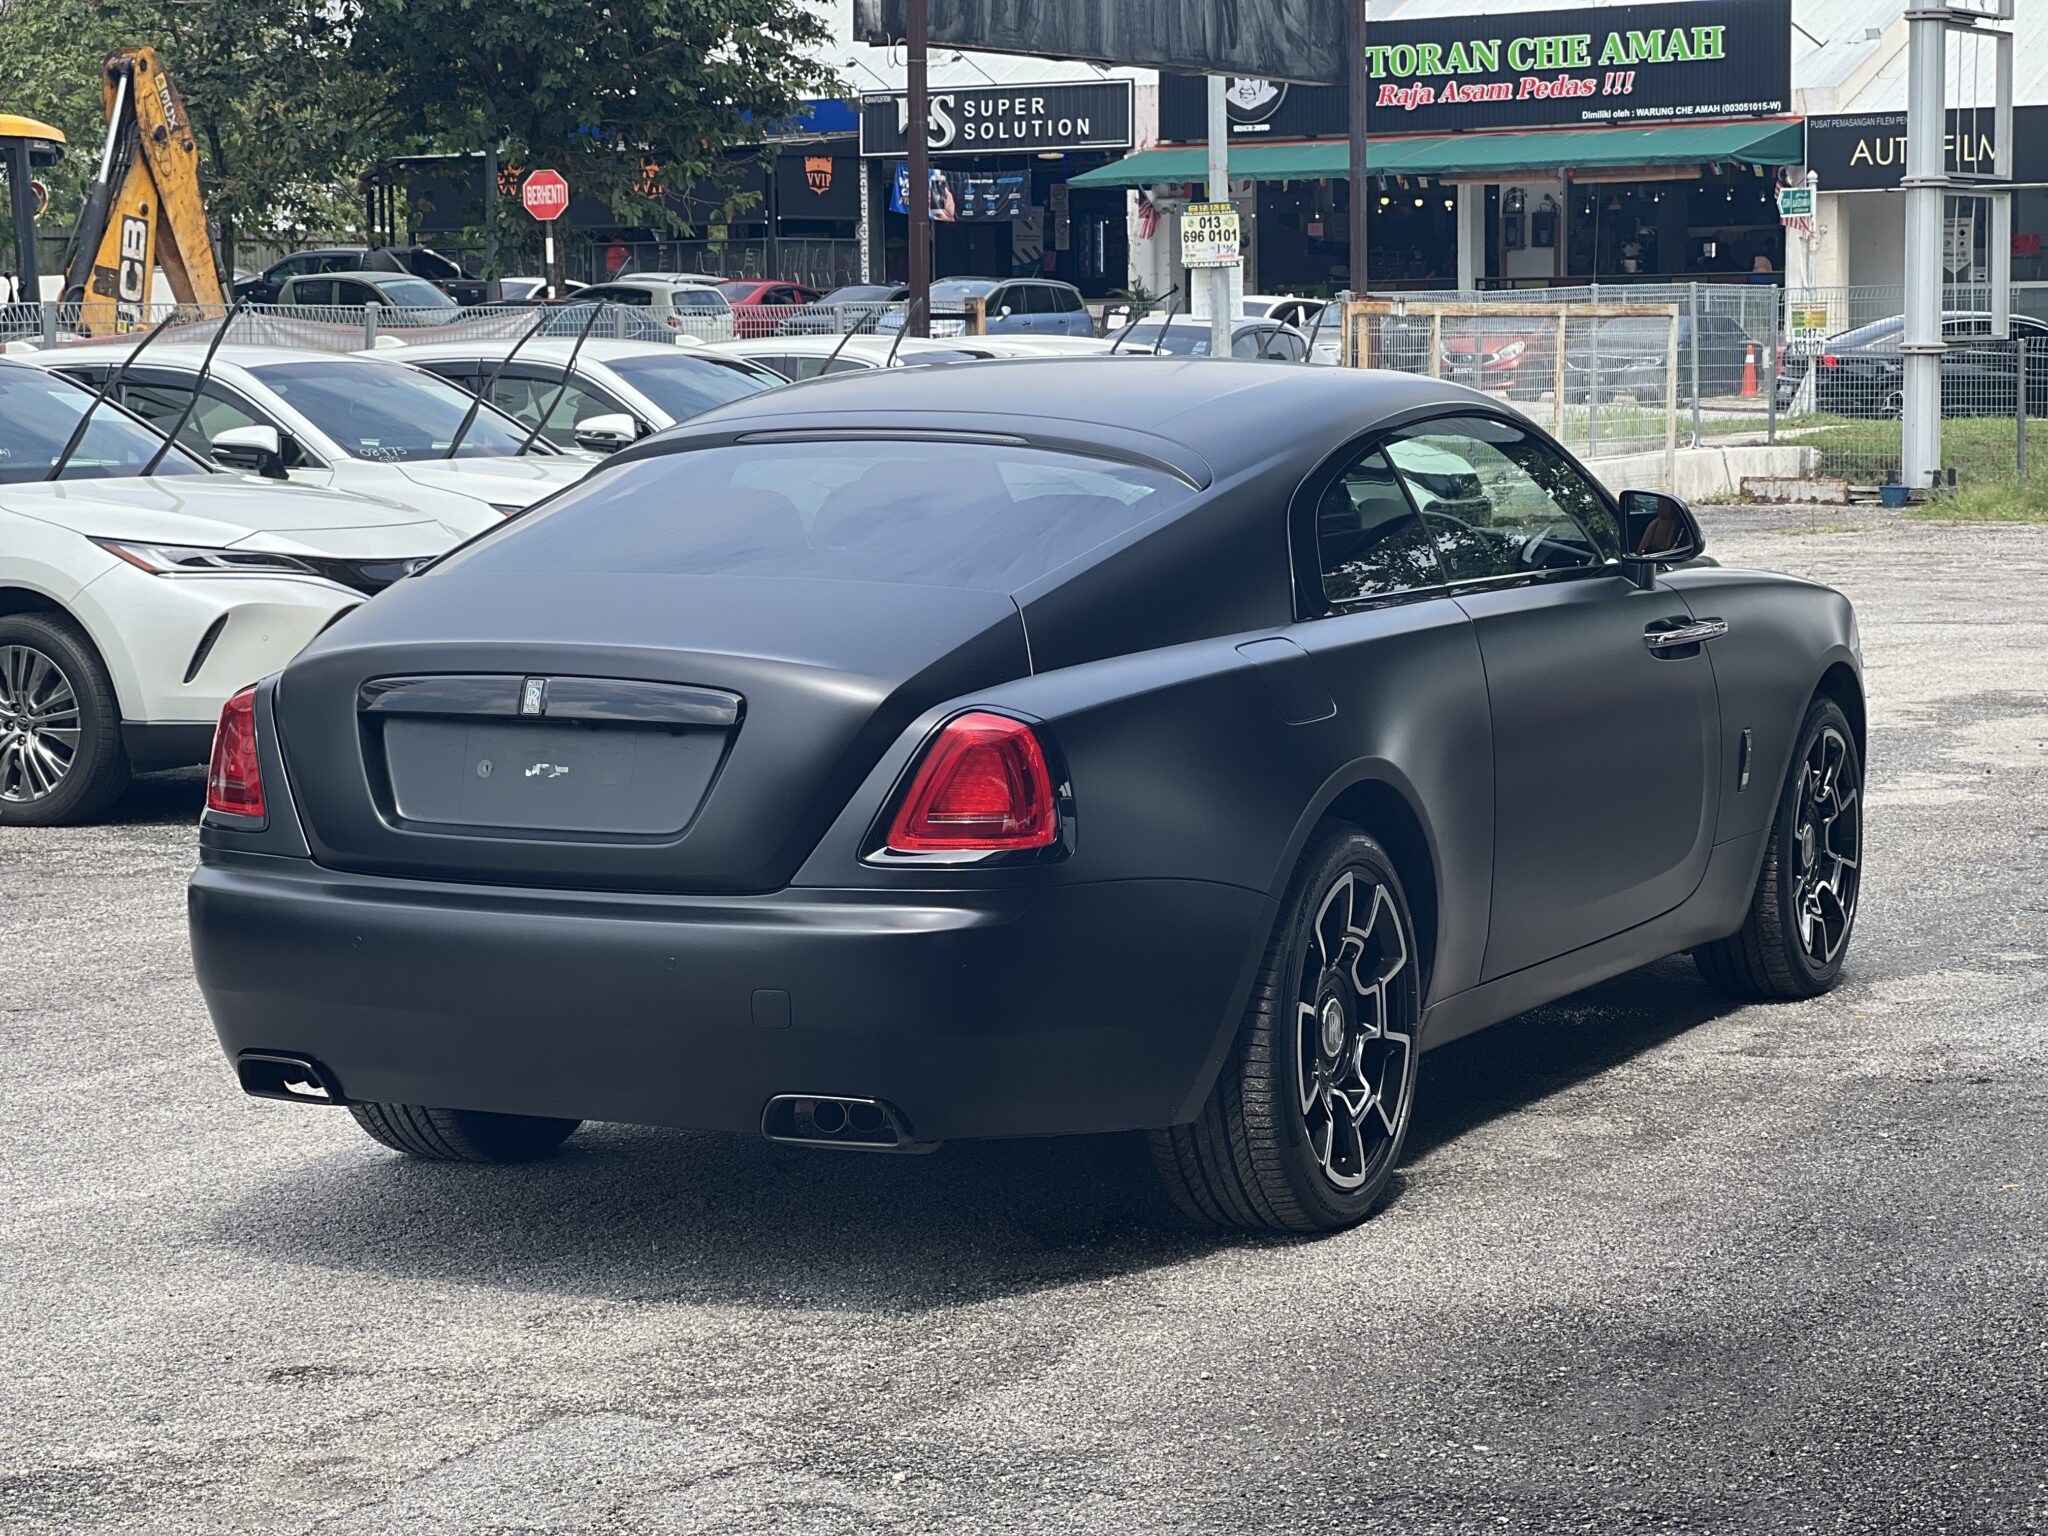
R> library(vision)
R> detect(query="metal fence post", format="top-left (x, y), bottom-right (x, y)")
top-left (1767, 289), bottom-right (1781, 444)
top-left (2019, 335), bottom-right (2030, 483)
top-left (363, 306), bottom-right (378, 350)
top-left (40, 300), bottom-right (57, 347)
top-left (1666, 306), bottom-right (1681, 492)
top-left (1553, 310), bottom-right (1568, 438)
top-left (1588, 291), bottom-right (1602, 457)
top-left (1688, 284), bottom-right (1702, 446)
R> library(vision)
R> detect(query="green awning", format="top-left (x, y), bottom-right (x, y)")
top-left (1068, 120), bottom-right (1805, 188)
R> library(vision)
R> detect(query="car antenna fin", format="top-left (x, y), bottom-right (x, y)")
top-left (47, 313), bottom-right (174, 481)
top-left (1153, 289), bottom-right (1187, 356)
top-left (1109, 287), bottom-right (1176, 354)
top-left (514, 297), bottom-right (606, 456)
top-left (142, 297), bottom-right (252, 475)
top-left (448, 305), bottom-right (551, 459)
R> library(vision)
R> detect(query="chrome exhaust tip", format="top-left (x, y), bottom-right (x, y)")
top-left (236, 1051), bottom-right (348, 1106)
top-left (761, 1095), bottom-right (937, 1153)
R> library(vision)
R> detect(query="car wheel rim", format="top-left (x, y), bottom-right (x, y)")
top-left (0, 644), bottom-right (81, 804)
top-left (1792, 724), bottom-right (1861, 968)
top-left (1295, 871), bottom-right (1416, 1193)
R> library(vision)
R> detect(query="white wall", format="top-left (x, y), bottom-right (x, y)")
top-left (1498, 180), bottom-right (1565, 283)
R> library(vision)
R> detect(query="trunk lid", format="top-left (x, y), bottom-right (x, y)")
top-left (273, 570), bottom-right (1030, 892)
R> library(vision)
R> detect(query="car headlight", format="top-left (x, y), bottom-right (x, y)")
top-left (91, 539), bottom-right (320, 578)
top-left (1489, 340), bottom-right (1526, 364)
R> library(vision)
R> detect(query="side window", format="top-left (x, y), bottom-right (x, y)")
top-left (1276, 331), bottom-right (1308, 362)
top-left (334, 280), bottom-right (379, 306)
top-left (1384, 417), bottom-right (1621, 584)
top-left (119, 381), bottom-right (303, 465)
top-left (413, 361), bottom-right (481, 391)
top-left (293, 279), bottom-right (337, 306)
top-left (487, 373), bottom-right (621, 448)
top-left (1311, 449), bottom-right (1445, 608)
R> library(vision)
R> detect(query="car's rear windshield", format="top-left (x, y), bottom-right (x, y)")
top-left (603, 354), bottom-right (780, 422)
top-left (379, 277), bottom-right (456, 308)
top-left (449, 441), bottom-right (1193, 592)
top-left (1118, 324), bottom-right (1209, 356)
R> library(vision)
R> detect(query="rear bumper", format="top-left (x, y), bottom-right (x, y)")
top-left (188, 853), bottom-right (1272, 1142)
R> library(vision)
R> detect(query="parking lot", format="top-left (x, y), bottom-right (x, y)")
top-left (2, 503), bottom-right (2042, 1535)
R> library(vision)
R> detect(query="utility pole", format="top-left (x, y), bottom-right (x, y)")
top-left (906, 0), bottom-right (931, 338)
top-left (1206, 75), bottom-right (1232, 358)
top-left (1901, 6), bottom-right (1947, 490)
top-left (1348, 0), bottom-right (1370, 295)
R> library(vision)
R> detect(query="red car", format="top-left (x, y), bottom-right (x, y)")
top-left (1437, 320), bottom-right (1557, 400)
top-left (717, 280), bottom-right (823, 339)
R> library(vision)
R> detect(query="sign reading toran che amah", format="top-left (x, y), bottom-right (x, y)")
top-left (1361, 0), bottom-right (1792, 132)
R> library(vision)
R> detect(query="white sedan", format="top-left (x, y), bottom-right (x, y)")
top-left (0, 361), bottom-right (460, 825)
top-left (707, 334), bottom-right (1093, 379)
top-left (385, 337), bottom-right (783, 450)
top-left (26, 344), bottom-right (593, 535)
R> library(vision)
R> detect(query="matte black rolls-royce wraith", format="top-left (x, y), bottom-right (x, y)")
top-left (189, 360), bottom-right (1864, 1233)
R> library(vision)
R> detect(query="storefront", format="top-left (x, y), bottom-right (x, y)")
top-left (1805, 108), bottom-right (2048, 295)
top-left (858, 80), bottom-right (1135, 295)
top-left (1077, 0), bottom-right (1801, 296)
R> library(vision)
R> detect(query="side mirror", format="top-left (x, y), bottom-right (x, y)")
top-left (210, 424), bottom-right (288, 480)
top-left (998, 306), bottom-right (1014, 319)
top-left (573, 413), bottom-right (640, 453)
top-left (1619, 489), bottom-right (1706, 582)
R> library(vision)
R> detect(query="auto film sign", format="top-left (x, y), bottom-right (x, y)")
top-left (1363, 0), bottom-right (1792, 131)
top-left (860, 81), bottom-right (1135, 158)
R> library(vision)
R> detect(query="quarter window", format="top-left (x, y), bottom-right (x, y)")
top-left (486, 374), bottom-right (622, 448)
top-left (1311, 449), bottom-right (1445, 607)
top-left (1383, 417), bottom-right (1620, 583)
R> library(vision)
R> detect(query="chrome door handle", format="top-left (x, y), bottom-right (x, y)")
top-left (1645, 618), bottom-right (1729, 652)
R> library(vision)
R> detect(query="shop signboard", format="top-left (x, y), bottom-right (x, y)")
top-left (861, 81), bottom-right (1134, 159)
top-left (1776, 186), bottom-right (1814, 219)
top-left (1180, 202), bottom-right (1242, 268)
top-left (1363, 0), bottom-right (1791, 131)
top-left (854, 0), bottom-right (1342, 84)
top-left (1790, 305), bottom-right (1830, 343)
top-left (1806, 108), bottom-right (2048, 192)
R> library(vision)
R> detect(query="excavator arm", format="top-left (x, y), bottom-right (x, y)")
top-left (60, 47), bottom-right (226, 330)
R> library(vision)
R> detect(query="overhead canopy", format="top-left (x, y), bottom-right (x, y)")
top-left (1068, 120), bottom-right (1805, 188)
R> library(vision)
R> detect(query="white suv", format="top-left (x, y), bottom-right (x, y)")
top-left (0, 361), bottom-right (461, 825)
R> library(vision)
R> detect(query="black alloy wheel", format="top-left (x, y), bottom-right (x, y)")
top-left (1697, 697), bottom-right (1863, 999)
top-left (1153, 828), bottom-right (1422, 1233)
top-left (0, 614), bottom-right (130, 827)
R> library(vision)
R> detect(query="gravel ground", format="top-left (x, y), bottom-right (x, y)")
top-left (2, 503), bottom-right (2043, 1535)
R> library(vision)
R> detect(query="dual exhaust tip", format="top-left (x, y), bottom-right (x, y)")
top-left (762, 1095), bottom-right (933, 1153)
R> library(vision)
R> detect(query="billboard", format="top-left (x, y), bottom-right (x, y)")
top-left (1807, 109), bottom-right (2043, 191)
top-left (860, 81), bottom-right (1134, 158)
top-left (853, 0), bottom-right (1344, 86)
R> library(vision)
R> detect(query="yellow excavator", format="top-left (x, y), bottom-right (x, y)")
top-left (59, 46), bottom-right (226, 331)
top-left (1, 113), bottom-right (65, 308)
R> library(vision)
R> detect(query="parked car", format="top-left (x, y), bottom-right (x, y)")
top-left (565, 277), bottom-right (736, 341)
top-left (1777, 313), bottom-right (2048, 419)
top-left (189, 359), bottom-right (1863, 1234)
top-left (1562, 313), bottom-right (1758, 404)
top-left (0, 360), bottom-right (457, 825)
top-left (394, 338), bottom-right (783, 450)
top-left (778, 283), bottom-right (908, 336)
top-left (494, 277), bottom-right (584, 304)
top-left (29, 345), bottom-right (592, 533)
top-left (275, 271), bottom-right (462, 326)
top-left (235, 245), bottom-right (485, 305)
top-left (1436, 319), bottom-right (1559, 399)
top-left (710, 335), bottom-right (1008, 378)
top-left (714, 280), bottom-right (823, 339)
top-left (1110, 314), bottom-right (1316, 361)
top-left (877, 277), bottom-right (1095, 338)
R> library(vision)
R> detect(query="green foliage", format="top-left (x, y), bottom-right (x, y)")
top-left (345, 0), bottom-right (838, 235)
top-left (0, 0), bottom-right (382, 242)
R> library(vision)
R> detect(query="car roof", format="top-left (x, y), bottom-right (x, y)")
top-left (635, 357), bottom-right (1491, 480)
top-left (385, 337), bottom-right (711, 364)
top-left (27, 340), bottom-right (421, 370)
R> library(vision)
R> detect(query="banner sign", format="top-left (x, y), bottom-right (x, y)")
top-left (1806, 108), bottom-right (2048, 191)
top-left (1180, 202), bottom-right (1242, 268)
top-left (1362, 0), bottom-right (1791, 131)
top-left (855, 0), bottom-right (1342, 85)
top-left (892, 164), bottom-right (1033, 221)
top-left (861, 81), bottom-right (1133, 159)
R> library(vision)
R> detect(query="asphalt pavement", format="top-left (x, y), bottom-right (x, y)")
top-left (2, 503), bottom-right (2043, 1535)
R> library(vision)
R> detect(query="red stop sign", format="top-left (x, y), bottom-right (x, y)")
top-left (522, 169), bottom-right (570, 222)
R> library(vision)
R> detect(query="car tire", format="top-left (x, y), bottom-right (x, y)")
top-left (1151, 827), bottom-right (1422, 1234)
top-left (0, 612), bottom-right (131, 827)
top-left (347, 1103), bottom-right (582, 1163)
top-left (1696, 697), bottom-right (1862, 1001)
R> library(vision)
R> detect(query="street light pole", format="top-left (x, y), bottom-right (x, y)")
top-left (906, 0), bottom-right (932, 339)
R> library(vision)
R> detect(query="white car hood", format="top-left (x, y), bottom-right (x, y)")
top-left (387, 456), bottom-right (591, 509)
top-left (2, 475), bottom-right (452, 555)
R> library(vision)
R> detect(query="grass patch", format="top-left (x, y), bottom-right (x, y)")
top-left (1905, 482), bottom-right (2048, 523)
top-left (1782, 414), bottom-right (2048, 486)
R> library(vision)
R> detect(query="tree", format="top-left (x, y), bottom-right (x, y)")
top-left (343, 0), bottom-right (839, 265)
top-left (0, 0), bottom-right (398, 263)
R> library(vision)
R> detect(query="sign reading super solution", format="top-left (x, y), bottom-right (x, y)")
top-left (861, 81), bottom-right (1135, 158)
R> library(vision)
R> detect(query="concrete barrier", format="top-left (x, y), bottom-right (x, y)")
top-left (1583, 443), bottom-right (1820, 500)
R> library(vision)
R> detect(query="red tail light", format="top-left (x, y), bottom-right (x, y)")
top-left (885, 712), bottom-right (1058, 853)
top-left (1821, 353), bottom-right (1840, 368)
top-left (207, 686), bottom-right (266, 819)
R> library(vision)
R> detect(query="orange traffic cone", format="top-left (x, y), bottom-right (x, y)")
top-left (1740, 344), bottom-right (1759, 398)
